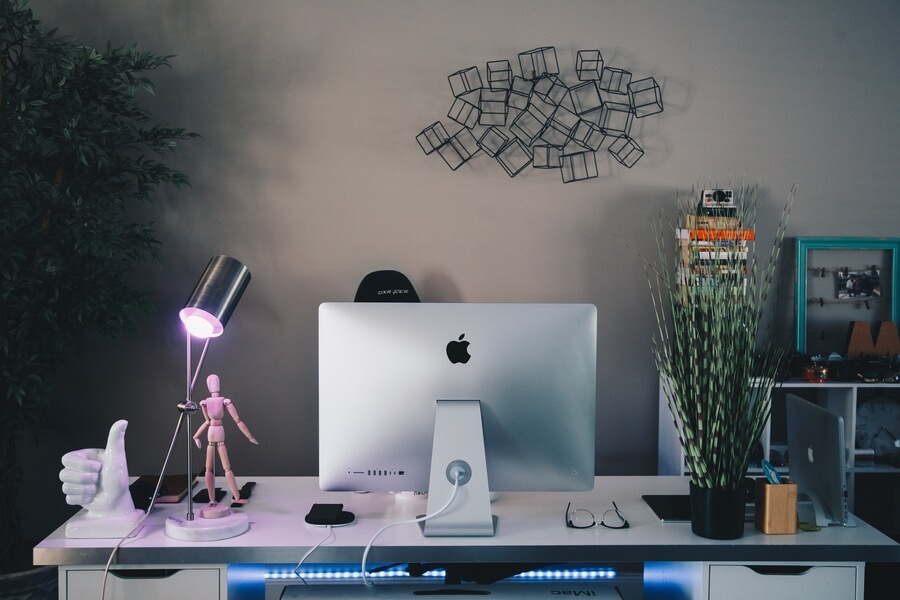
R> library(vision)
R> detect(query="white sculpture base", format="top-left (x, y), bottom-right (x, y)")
top-left (165, 510), bottom-right (249, 541)
top-left (65, 509), bottom-right (145, 538)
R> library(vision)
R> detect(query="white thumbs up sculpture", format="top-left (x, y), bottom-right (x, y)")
top-left (59, 420), bottom-right (144, 538)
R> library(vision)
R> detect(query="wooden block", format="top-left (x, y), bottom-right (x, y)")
top-left (755, 478), bottom-right (798, 534)
top-left (846, 321), bottom-right (900, 358)
top-left (878, 322), bottom-right (900, 354)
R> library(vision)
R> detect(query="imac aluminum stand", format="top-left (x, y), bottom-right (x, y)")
top-left (423, 400), bottom-right (496, 536)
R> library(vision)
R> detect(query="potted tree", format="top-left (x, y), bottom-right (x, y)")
top-left (1, 0), bottom-right (195, 576)
top-left (648, 183), bottom-right (793, 539)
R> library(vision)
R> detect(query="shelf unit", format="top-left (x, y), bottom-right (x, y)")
top-left (657, 378), bottom-right (900, 512)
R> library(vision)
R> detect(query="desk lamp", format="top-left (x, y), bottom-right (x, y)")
top-left (164, 255), bottom-right (251, 541)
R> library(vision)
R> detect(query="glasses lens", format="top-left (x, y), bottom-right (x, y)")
top-left (569, 509), bottom-right (594, 528)
top-left (602, 509), bottom-right (626, 528)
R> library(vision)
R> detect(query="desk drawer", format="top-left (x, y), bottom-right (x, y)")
top-left (65, 567), bottom-right (222, 600)
top-left (708, 564), bottom-right (859, 600)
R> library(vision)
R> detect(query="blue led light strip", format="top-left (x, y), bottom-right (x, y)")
top-left (266, 565), bottom-right (618, 582)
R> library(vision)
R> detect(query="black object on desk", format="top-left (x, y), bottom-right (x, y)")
top-left (130, 474), bottom-right (198, 511)
top-left (191, 481), bottom-right (256, 506)
top-left (305, 502), bottom-right (355, 526)
top-left (193, 487), bottom-right (227, 504)
top-left (642, 494), bottom-right (692, 522)
top-left (643, 478), bottom-right (757, 523)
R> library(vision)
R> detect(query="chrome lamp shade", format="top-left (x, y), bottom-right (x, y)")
top-left (179, 256), bottom-right (251, 338)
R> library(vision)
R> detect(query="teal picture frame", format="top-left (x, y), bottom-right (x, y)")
top-left (795, 237), bottom-right (900, 354)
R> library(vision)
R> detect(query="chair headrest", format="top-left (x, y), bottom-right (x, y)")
top-left (354, 270), bottom-right (420, 302)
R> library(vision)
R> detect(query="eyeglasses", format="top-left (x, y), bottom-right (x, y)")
top-left (565, 501), bottom-right (629, 529)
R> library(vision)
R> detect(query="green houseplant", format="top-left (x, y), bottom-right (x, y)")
top-left (0, 0), bottom-right (195, 572)
top-left (648, 183), bottom-right (793, 539)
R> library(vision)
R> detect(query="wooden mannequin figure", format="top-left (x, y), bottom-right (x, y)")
top-left (193, 374), bottom-right (258, 509)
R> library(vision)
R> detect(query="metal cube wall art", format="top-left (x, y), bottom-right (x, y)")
top-left (519, 47), bottom-right (559, 80)
top-left (479, 90), bottom-right (510, 126)
top-left (477, 127), bottom-right (509, 158)
top-left (576, 50), bottom-right (604, 81)
top-left (416, 122), bottom-right (449, 155)
top-left (417, 46), bottom-right (665, 183)
top-left (448, 67), bottom-right (483, 97)
top-left (487, 60), bottom-right (512, 91)
top-left (508, 77), bottom-right (534, 111)
top-left (598, 67), bottom-right (632, 94)
top-left (628, 77), bottom-right (664, 118)
top-left (609, 135), bottom-right (645, 168)
top-left (437, 128), bottom-right (480, 171)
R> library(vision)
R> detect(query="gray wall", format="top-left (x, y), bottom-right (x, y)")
top-left (21, 0), bottom-right (900, 540)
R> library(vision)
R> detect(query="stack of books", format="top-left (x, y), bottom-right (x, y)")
top-left (676, 212), bottom-right (755, 296)
top-left (129, 473), bottom-right (198, 510)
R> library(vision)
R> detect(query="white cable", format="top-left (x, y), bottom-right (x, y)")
top-left (99, 512), bottom-right (150, 600)
top-left (360, 476), bottom-right (461, 587)
top-left (292, 525), bottom-right (335, 583)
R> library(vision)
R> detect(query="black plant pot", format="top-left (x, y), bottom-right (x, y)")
top-left (689, 481), bottom-right (745, 540)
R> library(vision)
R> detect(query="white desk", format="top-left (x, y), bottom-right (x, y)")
top-left (34, 476), bottom-right (900, 599)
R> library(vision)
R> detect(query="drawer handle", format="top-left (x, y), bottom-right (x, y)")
top-left (109, 569), bottom-right (181, 580)
top-left (412, 591), bottom-right (491, 596)
top-left (747, 566), bottom-right (814, 576)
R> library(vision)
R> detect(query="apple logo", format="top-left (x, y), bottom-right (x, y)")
top-left (446, 334), bottom-right (471, 364)
top-left (807, 446), bottom-right (815, 463)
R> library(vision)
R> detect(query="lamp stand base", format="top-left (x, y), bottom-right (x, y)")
top-left (165, 510), bottom-right (249, 541)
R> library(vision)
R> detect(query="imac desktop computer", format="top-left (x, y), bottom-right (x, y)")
top-left (318, 302), bottom-right (597, 536)
top-left (786, 393), bottom-right (856, 527)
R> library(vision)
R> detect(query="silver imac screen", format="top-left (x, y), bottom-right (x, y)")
top-left (318, 302), bottom-right (597, 494)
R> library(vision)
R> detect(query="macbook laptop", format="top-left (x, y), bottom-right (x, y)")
top-left (786, 394), bottom-right (855, 527)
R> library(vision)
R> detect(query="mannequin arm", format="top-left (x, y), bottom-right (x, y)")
top-left (193, 405), bottom-right (211, 448)
top-left (225, 400), bottom-right (258, 445)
